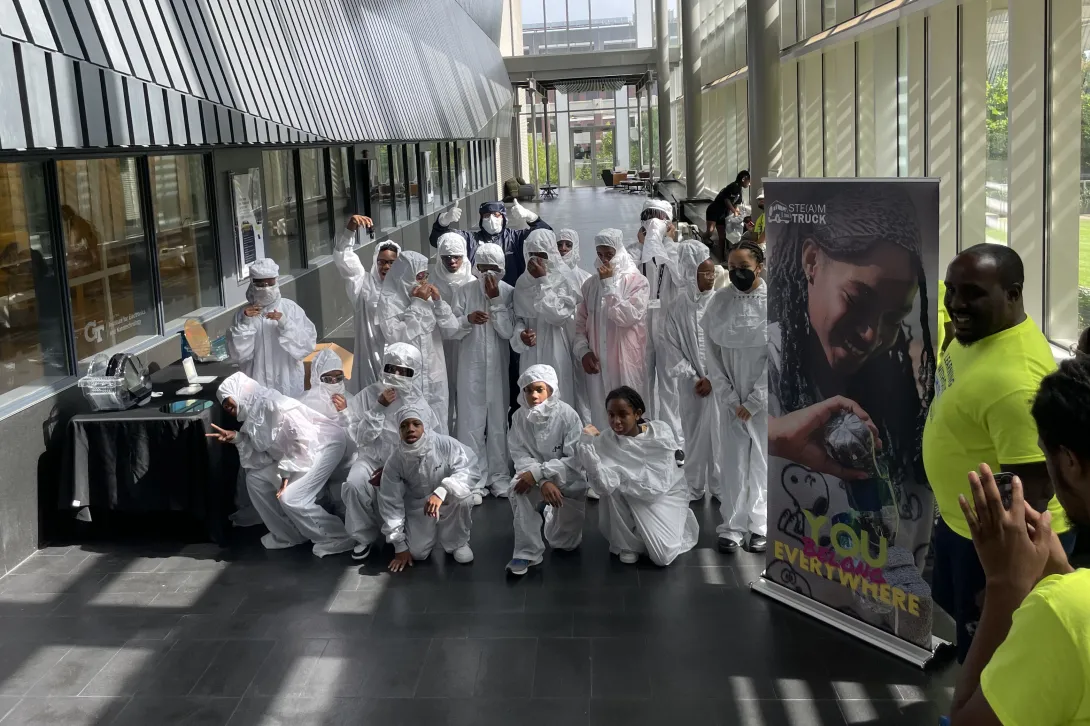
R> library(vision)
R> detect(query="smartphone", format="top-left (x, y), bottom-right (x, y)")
top-left (366, 225), bottom-right (375, 240)
top-left (994, 472), bottom-right (1015, 510)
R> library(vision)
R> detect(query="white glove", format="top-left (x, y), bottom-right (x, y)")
top-left (511, 201), bottom-right (538, 224)
top-left (438, 207), bottom-right (462, 227)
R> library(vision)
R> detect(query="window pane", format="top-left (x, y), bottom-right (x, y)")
top-left (58, 158), bottom-right (157, 359)
top-left (568, 0), bottom-right (590, 51)
top-left (392, 145), bottom-right (403, 224)
top-left (148, 154), bottom-right (219, 328)
top-left (403, 145), bottom-right (418, 218)
top-left (0, 162), bottom-right (68, 398)
top-left (373, 146), bottom-right (394, 231)
top-left (425, 143), bottom-right (441, 212)
top-left (300, 148), bottom-right (331, 262)
top-left (331, 147), bottom-right (353, 225)
top-left (592, 0), bottom-right (637, 51)
top-left (261, 150), bottom-right (302, 271)
top-left (897, 25), bottom-right (909, 177)
top-left (458, 142), bottom-right (468, 195)
top-left (985, 2), bottom-right (1009, 245)
top-left (544, 0), bottom-right (566, 52)
top-left (522, 0), bottom-right (545, 55)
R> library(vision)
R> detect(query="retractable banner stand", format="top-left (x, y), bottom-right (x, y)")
top-left (751, 178), bottom-right (948, 667)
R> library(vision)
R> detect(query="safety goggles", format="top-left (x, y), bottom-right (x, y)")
top-left (251, 277), bottom-right (277, 288)
top-left (319, 372), bottom-right (345, 384)
top-left (480, 202), bottom-right (506, 215)
top-left (441, 255), bottom-right (463, 263)
top-left (640, 208), bottom-right (671, 222)
top-left (383, 364), bottom-right (415, 377)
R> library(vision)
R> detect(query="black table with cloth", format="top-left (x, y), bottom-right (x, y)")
top-left (61, 360), bottom-right (240, 544)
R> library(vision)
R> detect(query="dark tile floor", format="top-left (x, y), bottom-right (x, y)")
top-left (0, 189), bottom-right (957, 724)
top-left (0, 496), bottom-right (956, 726)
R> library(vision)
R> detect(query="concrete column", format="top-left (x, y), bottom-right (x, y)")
top-left (656, 0), bottom-right (672, 178)
top-left (511, 104), bottom-right (522, 179)
top-left (681, 0), bottom-right (702, 195)
top-left (747, 0), bottom-right (782, 184)
top-left (645, 82), bottom-right (655, 179)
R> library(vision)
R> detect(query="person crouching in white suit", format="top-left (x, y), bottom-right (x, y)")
top-left (506, 364), bottom-right (587, 576)
top-left (211, 372), bottom-right (355, 558)
top-left (703, 241), bottom-right (769, 555)
top-left (661, 242), bottom-right (723, 502)
top-left (297, 348), bottom-right (355, 515)
top-left (340, 343), bottom-right (448, 561)
top-left (448, 243), bottom-right (516, 498)
top-left (577, 386), bottom-right (699, 566)
top-left (381, 406), bottom-right (476, 573)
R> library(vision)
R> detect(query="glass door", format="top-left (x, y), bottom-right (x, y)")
top-left (572, 128), bottom-right (608, 187)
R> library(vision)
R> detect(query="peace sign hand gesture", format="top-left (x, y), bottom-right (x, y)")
top-left (205, 423), bottom-right (237, 443)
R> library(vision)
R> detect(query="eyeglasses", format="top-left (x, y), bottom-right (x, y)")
top-left (376, 259), bottom-right (395, 267)
top-left (319, 372), bottom-right (345, 384)
top-left (696, 271), bottom-right (717, 279)
top-left (251, 278), bottom-right (277, 288)
top-left (384, 364), bottom-right (415, 377)
top-left (441, 255), bottom-right (462, 262)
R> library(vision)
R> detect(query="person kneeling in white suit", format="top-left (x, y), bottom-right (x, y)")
top-left (576, 386), bottom-right (699, 566)
top-left (506, 364), bottom-right (586, 576)
top-left (340, 343), bottom-right (448, 560)
top-left (212, 372), bottom-right (355, 558)
top-left (381, 406), bottom-right (476, 573)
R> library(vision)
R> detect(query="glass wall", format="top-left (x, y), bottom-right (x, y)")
top-left (423, 143), bottom-right (441, 212)
top-left (392, 144), bottom-right (404, 225)
top-left (330, 147), bottom-right (353, 223)
top-left (261, 150), bottom-right (302, 272)
top-left (373, 146), bottom-right (394, 232)
top-left (57, 158), bottom-right (157, 359)
top-left (513, 0), bottom-right (651, 55)
top-left (984, 1), bottom-right (1009, 245)
top-left (402, 144), bottom-right (418, 218)
top-left (457, 142), bottom-right (468, 196)
top-left (0, 163), bottom-right (67, 399)
top-left (148, 154), bottom-right (219, 328)
top-left (299, 148), bottom-right (332, 261)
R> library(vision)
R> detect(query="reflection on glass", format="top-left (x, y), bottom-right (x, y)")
top-left (58, 158), bottom-right (156, 360)
top-left (392, 145), bottom-right (404, 225)
top-left (403, 145), bottom-right (418, 219)
top-left (985, 2), bottom-right (1009, 245)
top-left (300, 148), bottom-right (331, 262)
top-left (1075, 0), bottom-right (1090, 330)
top-left (330, 147), bottom-right (352, 222)
top-left (262, 150), bottom-right (302, 270)
top-left (424, 143), bottom-right (441, 212)
top-left (458, 143), bottom-right (468, 195)
top-left (149, 154), bottom-right (219, 328)
top-left (161, 398), bottom-right (215, 414)
top-left (897, 26), bottom-right (909, 177)
top-left (0, 162), bottom-right (68, 398)
top-left (372, 146), bottom-right (394, 231)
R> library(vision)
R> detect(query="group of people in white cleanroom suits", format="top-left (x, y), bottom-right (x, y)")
top-left (211, 196), bottom-right (770, 573)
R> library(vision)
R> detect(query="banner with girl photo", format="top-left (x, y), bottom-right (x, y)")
top-left (754, 178), bottom-right (943, 663)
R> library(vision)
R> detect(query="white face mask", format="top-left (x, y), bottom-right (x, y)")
top-left (250, 284), bottom-right (280, 307)
top-left (400, 432), bottom-right (430, 459)
top-left (383, 372), bottom-right (413, 392)
top-left (482, 216), bottom-right (503, 235)
top-left (321, 381), bottom-right (345, 397)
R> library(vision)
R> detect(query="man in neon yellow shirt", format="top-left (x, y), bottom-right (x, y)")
top-left (948, 357), bottom-right (1090, 725)
top-left (923, 244), bottom-right (1074, 663)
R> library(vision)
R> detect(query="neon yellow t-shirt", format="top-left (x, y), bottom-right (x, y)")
top-left (937, 280), bottom-right (950, 352)
top-left (922, 317), bottom-right (1069, 538)
top-left (754, 213), bottom-right (765, 240)
top-left (981, 570), bottom-right (1090, 725)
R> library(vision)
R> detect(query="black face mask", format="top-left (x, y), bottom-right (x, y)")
top-left (729, 267), bottom-right (756, 291)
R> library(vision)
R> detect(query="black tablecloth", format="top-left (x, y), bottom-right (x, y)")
top-left (61, 360), bottom-right (239, 543)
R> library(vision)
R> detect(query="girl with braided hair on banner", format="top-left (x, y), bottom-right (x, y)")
top-left (765, 186), bottom-right (937, 647)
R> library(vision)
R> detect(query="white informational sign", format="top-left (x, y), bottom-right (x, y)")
top-left (231, 169), bottom-right (265, 280)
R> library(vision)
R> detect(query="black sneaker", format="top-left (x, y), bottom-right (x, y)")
top-left (718, 536), bottom-right (740, 554)
top-left (748, 534), bottom-right (767, 553)
top-left (675, 449), bottom-right (685, 468)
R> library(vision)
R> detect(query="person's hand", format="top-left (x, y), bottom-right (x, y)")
top-left (637, 226), bottom-right (646, 245)
top-left (666, 221), bottom-right (677, 240)
top-left (389, 550), bottom-right (413, 572)
top-left (541, 481), bottom-right (564, 508)
top-left (411, 284), bottom-right (431, 301)
top-left (583, 424), bottom-right (601, 436)
top-left (736, 405), bottom-right (752, 422)
top-left (582, 351), bottom-right (600, 375)
top-left (265, 311), bottom-right (283, 322)
top-left (512, 200), bottom-right (538, 224)
top-left (346, 215), bottom-right (373, 231)
top-left (428, 284), bottom-right (441, 302)
top-left (276, 477), bottom-right (290, 500)
top-left (483, 274), bottom-right (500, 299)
top-left (438, 207), bottom-right (462, 227)
top-left (243, 305), bottom-right (262, 318)
top-left (1024, 504), bottom-right (1075, 581)
top-left (528, 257), bottom-right (547, 279)
top-left (514, 471), bottom-right (535, 494)
top-left (377, 388), bottom-right (398, 407)
top-left (205, 423), bottom-right (236, 443)
top-left (694, 378), bottom-right (712, 398)
top-left (369, 467), bottom-right (383, 488)
top-left (521, 329), bottom-right (537, 347)
top-left (332, 394), bottom-right (347, 412)
top-left (959, 464), bottom-right (1053, 596)
top-left (425, 494), bottom-right (443, 519)
top-left (468, 311), bottom-right (490, 325)
top-left (597, 263), bottom-right (613, 280)
top-left (768, 396), bottom-right (882, 481)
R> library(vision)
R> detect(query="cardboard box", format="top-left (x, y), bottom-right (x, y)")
top-left (303, 343), bottom-right (354, 390)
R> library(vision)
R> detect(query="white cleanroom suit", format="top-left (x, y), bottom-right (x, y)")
top-left (703, 278), bottom-right (769, 544)
top-left (449, 243), bottom-right (516, 496)
top-left (216, 372), bottom-right (354, 558)
top-left (511, 229), bottom-right (582, 415)
top-left (573, 229), bottom-right (649, 431)
top-left (431, 233), bottom-right (475, 431)
top-left (379, 251), bottom-right (460, 432)
top-left (660, 242), bottom-right (722, 501)
top-left (227, 258), bottom-right (317, 398)
top-left (508, 364), bottom-right (587, 565)
top-left (332, 228), bottom-right (401, 394)
top-left (379, 406), bottom-right (475, 561)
